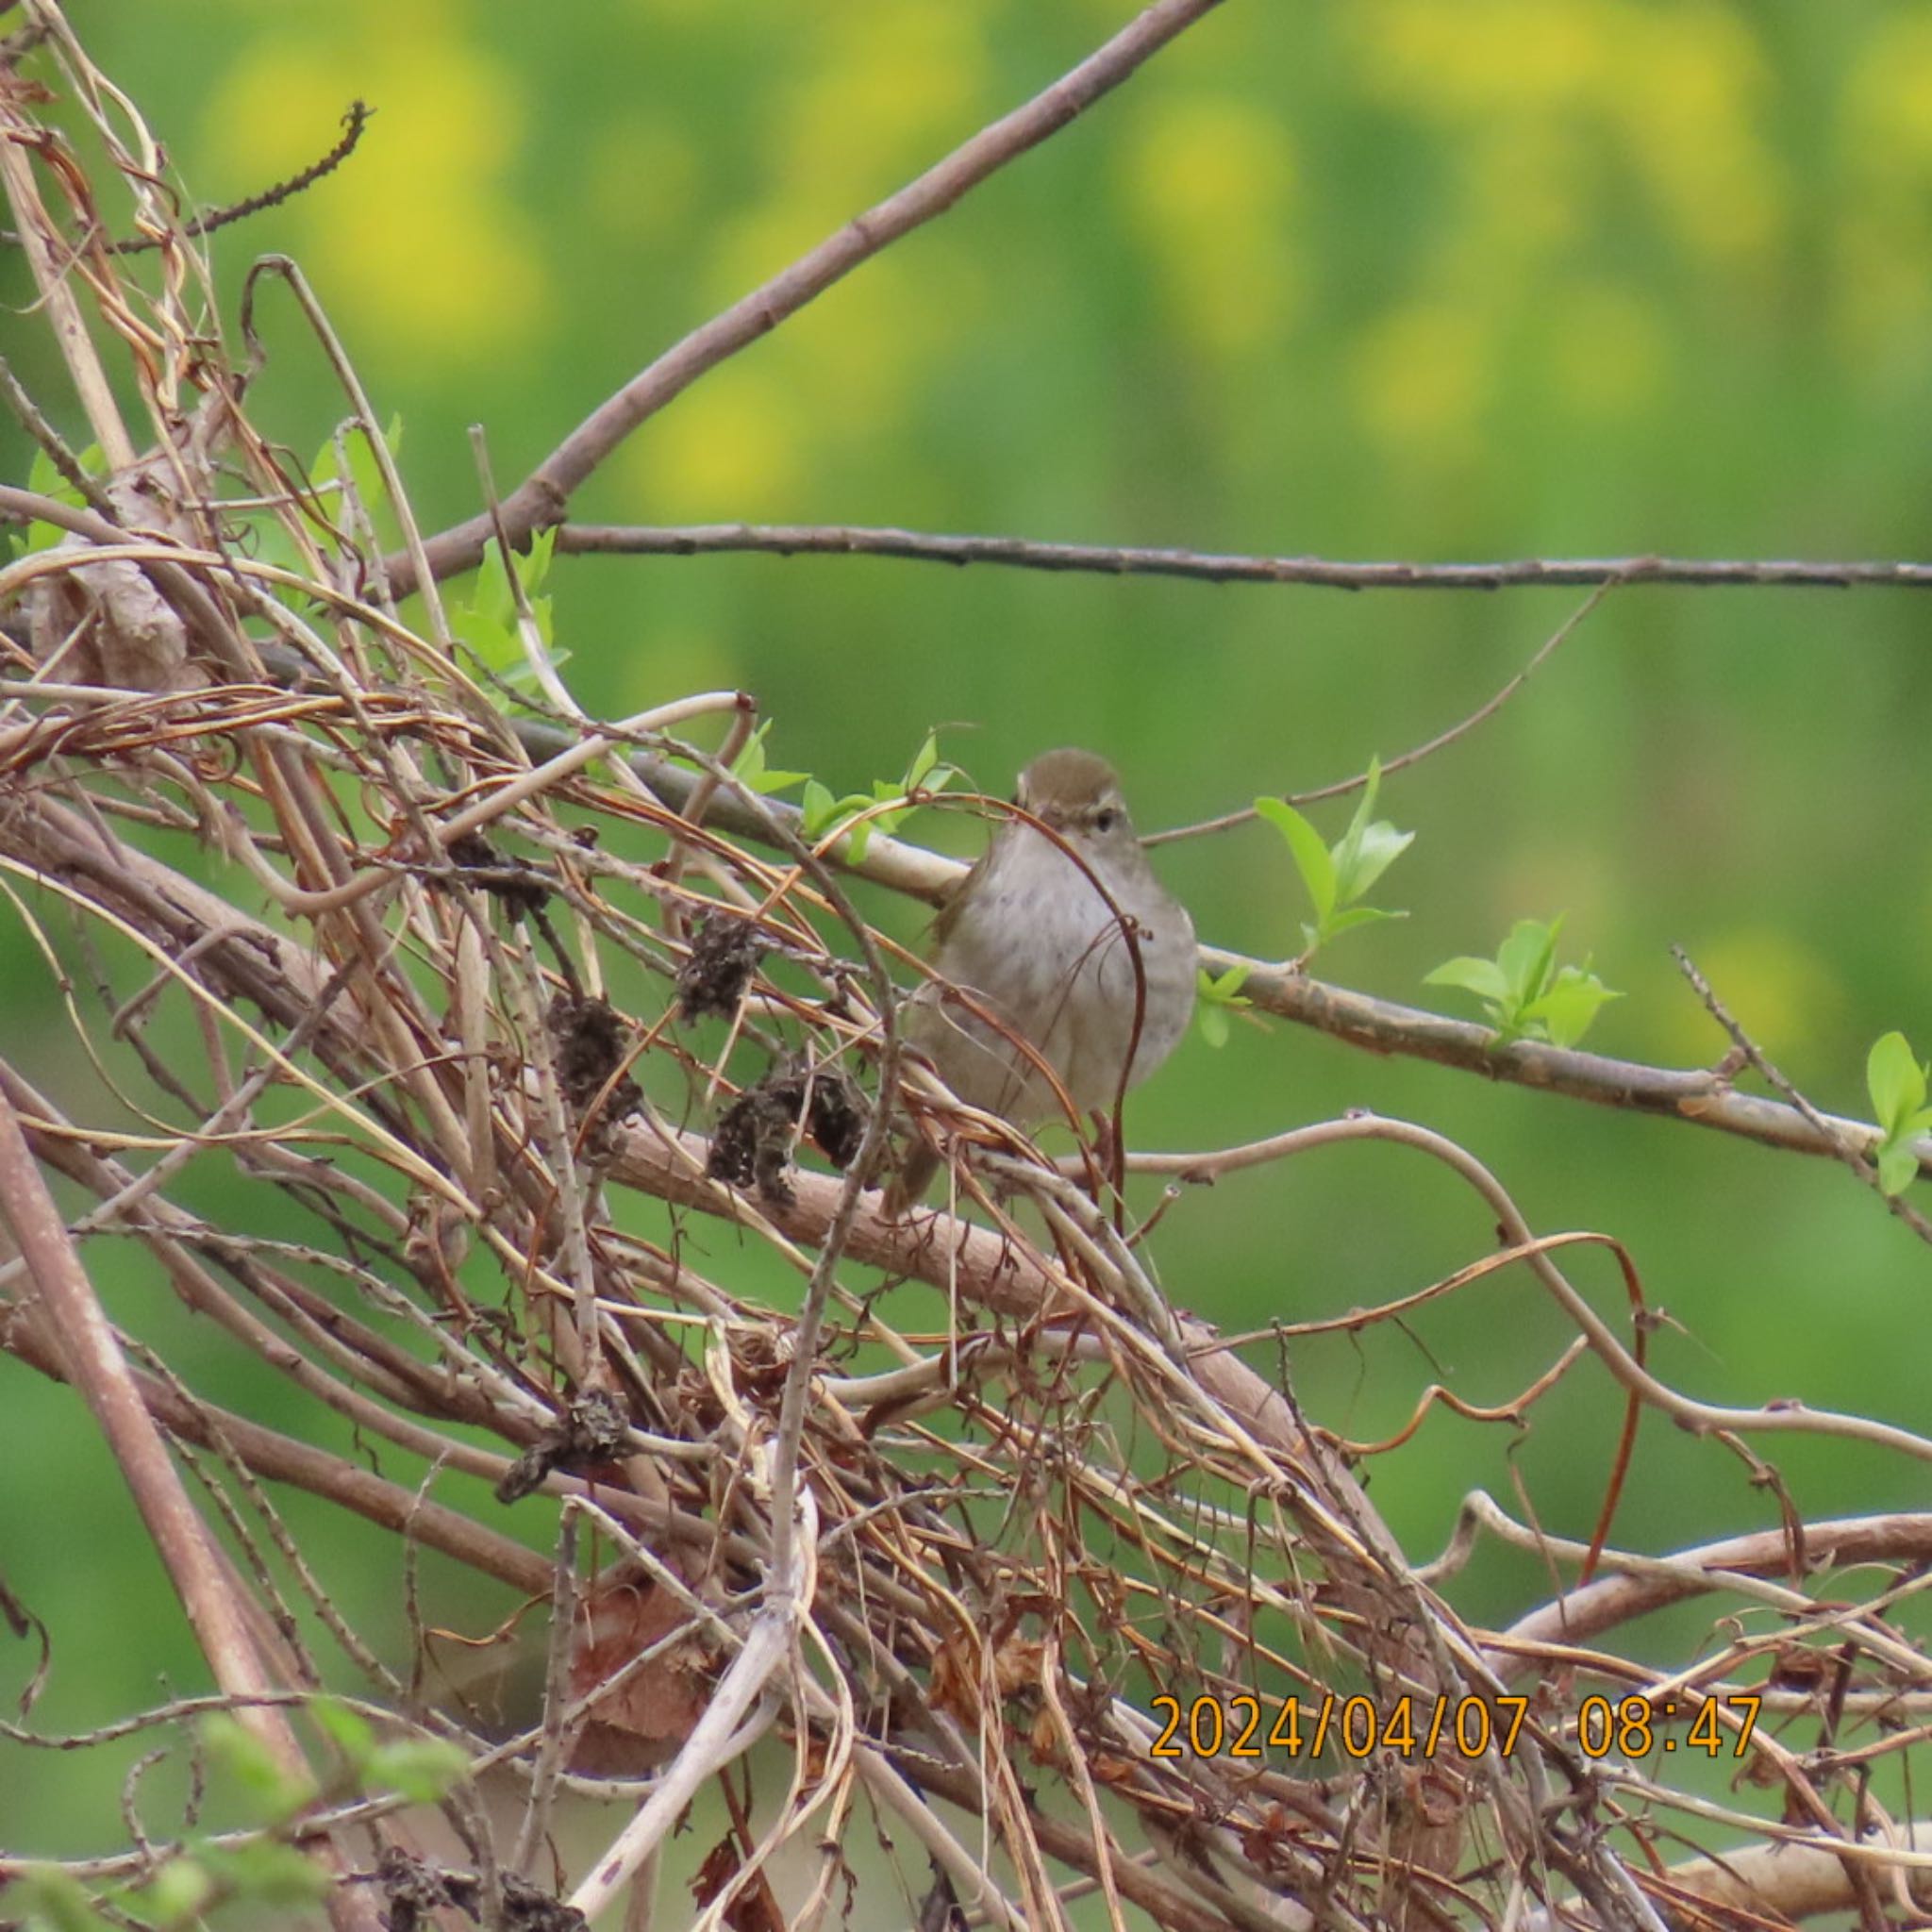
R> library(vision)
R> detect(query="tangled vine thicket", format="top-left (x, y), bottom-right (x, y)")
top-left (2, 6), bottom-right (1929, 1932)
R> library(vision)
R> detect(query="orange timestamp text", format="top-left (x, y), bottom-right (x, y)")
top-left (1149, 1691), bottom-right (1763, 1762)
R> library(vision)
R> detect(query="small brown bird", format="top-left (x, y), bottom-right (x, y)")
top-left (885, 748), bottom-right (1195, 1213)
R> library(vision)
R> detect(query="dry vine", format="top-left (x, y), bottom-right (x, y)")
top-left (1, 8), bottom-right (1928, 1932)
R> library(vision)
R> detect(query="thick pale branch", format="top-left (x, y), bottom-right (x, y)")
top-left (1494, 1511), bottom-right (1932, 1657)
top-left (1211, 956), bottom-right (1921, 1171)
top-left (0, 1087), bottom-right (398, 1932)
top-left (1642, 1834), bottom-right (1932, 1924)
top-left (9, 737), bottom-right (1925, 1211)
top-left (0, 1085), bottom-right (298, 1730)
top-left (534, 749), bottom-right (1930, 1182)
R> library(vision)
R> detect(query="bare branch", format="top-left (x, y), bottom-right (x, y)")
top-left (108, 101), bottom-right (373, 253)
top-left (1146, 577), bottom-right (1620, 844)
top-left (557, 520), bottom-right (1932, 591)
top-left (0, 1084), bottom-right (294, 1736)
top-left (391, 0), bottom-right (1227, 592)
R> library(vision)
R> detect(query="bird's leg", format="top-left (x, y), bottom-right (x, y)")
top-left (1086, 1110), bottom-right (1122, 1202)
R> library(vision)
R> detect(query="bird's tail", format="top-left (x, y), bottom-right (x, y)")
top-left (880, 1141), bottom-right (941, 1220)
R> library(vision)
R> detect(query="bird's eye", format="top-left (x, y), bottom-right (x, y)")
top-left (1093, 808), bottom-right (1121, 834)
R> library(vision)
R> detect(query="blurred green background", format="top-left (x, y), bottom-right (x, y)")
top-left (4, 0), bottom-right (1929, 1871)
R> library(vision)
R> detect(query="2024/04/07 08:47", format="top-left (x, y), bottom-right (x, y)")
top-left (1148, 1691), bottom-right (1764, 1761)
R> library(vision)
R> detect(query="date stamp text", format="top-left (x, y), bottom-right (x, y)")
top-left (1149, 1692), bottom-right (1762, 1761)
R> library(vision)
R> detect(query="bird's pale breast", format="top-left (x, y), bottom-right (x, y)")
top-left (914, 824), bottom-right (1195, 1124)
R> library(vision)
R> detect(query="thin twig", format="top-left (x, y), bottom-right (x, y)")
top-left (556, 521), bottom-right (1932, 592)
top-left (1129, 1112), bottom-right (1932, 1463)
top-left (1672, 943), bottom-right (1932, 1245)
top-left (509, 1506), bottom-right (581, 1876)
top-left (108, 102), bottom-right (373, 253)
top-left (1144, 576), bottom-right (1621, 843)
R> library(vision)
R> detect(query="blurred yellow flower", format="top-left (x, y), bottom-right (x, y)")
top-left (621, 361), bottom-right (802, 516)
top-left (1353, 0), bottom-right (1781, 271)
top-left (1354, 0), bottom-right (1601, 113)
top-left (1604, 8), bottom-right (1781, 269)
top-left (587, 118), bottom-right (700, 248)
top-left (1846, 12), bottom-right (1932, 158)
top-left (1836, 16), bottom-right (1932, 357)
top-left (765, 3), bottom-right (990, 225)
top-left (1545, 282), bottom-right (1665, 419)
top-left (1117, 94), bottom-right (1298, 358)
top-left (1351, 299), bottom-right (1487, 457)
top-left (1654, 928), bottom-right (1839, 1068)
top-left (1467, 123), bottom-right (1585, 257)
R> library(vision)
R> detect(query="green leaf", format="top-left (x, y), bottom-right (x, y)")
top-left (1867, 1031), bottom-right (1928, 1135)
top-left (906, 731), bottom-right (940, 791)
top-left (123, 1856), bottom-right (215, 1927)
top-left (469, 542), bottom-right (515, 629)
top-left (800, 779), bottom-right (837, 838)
top-left (26, 441), bottom-right (103, 497)
top-left (729, 724), bottom-right (809, 795)
top-left (309, 1695), bottom-right (375, 1765)
top-left (11, 1868), bottom-right (119, 1932)
top-left (456, 607), bottom-right (519, 675)
top-left (1497, 916), bottom-right (1562, 1005)
top-left (365, 1737), bottom-right (470, 1804)
top-left (805, 787), bottom-right (879, 855)
top-left (523, 524), bottom-right (557, 592)
top-left (1428, 917), bottom-right (1618, 1049)
top-left (1424, 957), bottom-right (1512, 1005)
top-left (491, 651), bottom-right (572, 702)
top-left (1337, 820), bottom-right (1414, 905)
top-left (1330, 757), bottom-right (1380, 885)
top-left (1254, 796), bottom-right (1336, 921)
top-left (1523, 969), bottom-right (1622, 1048)
top-left (1199, 962), bottom-right (1252, 1004)
top-left (1323, 905), bottom-right (1402, 940)
top-left (1195, 962), bottom-right (1251, 1047)
top-left (200, 1715), bottom-right (314, 1824)
top-left (730, 722), bottom-right (769, 780)
top-left (1877, 1140), bottom-right (1920, 1197)
top-left (750, 763), bottom-right (816, 798)
top-left (311, 425), bottom-right (379, 509)
top-left (26, 447), bottom-right (65, 499)
top-left (196, 1840), bottom-right (330, 1907)
top-left (17, 443), bottom-right (105, 555)
top-left (796, 740), bottom-right (961, 860)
